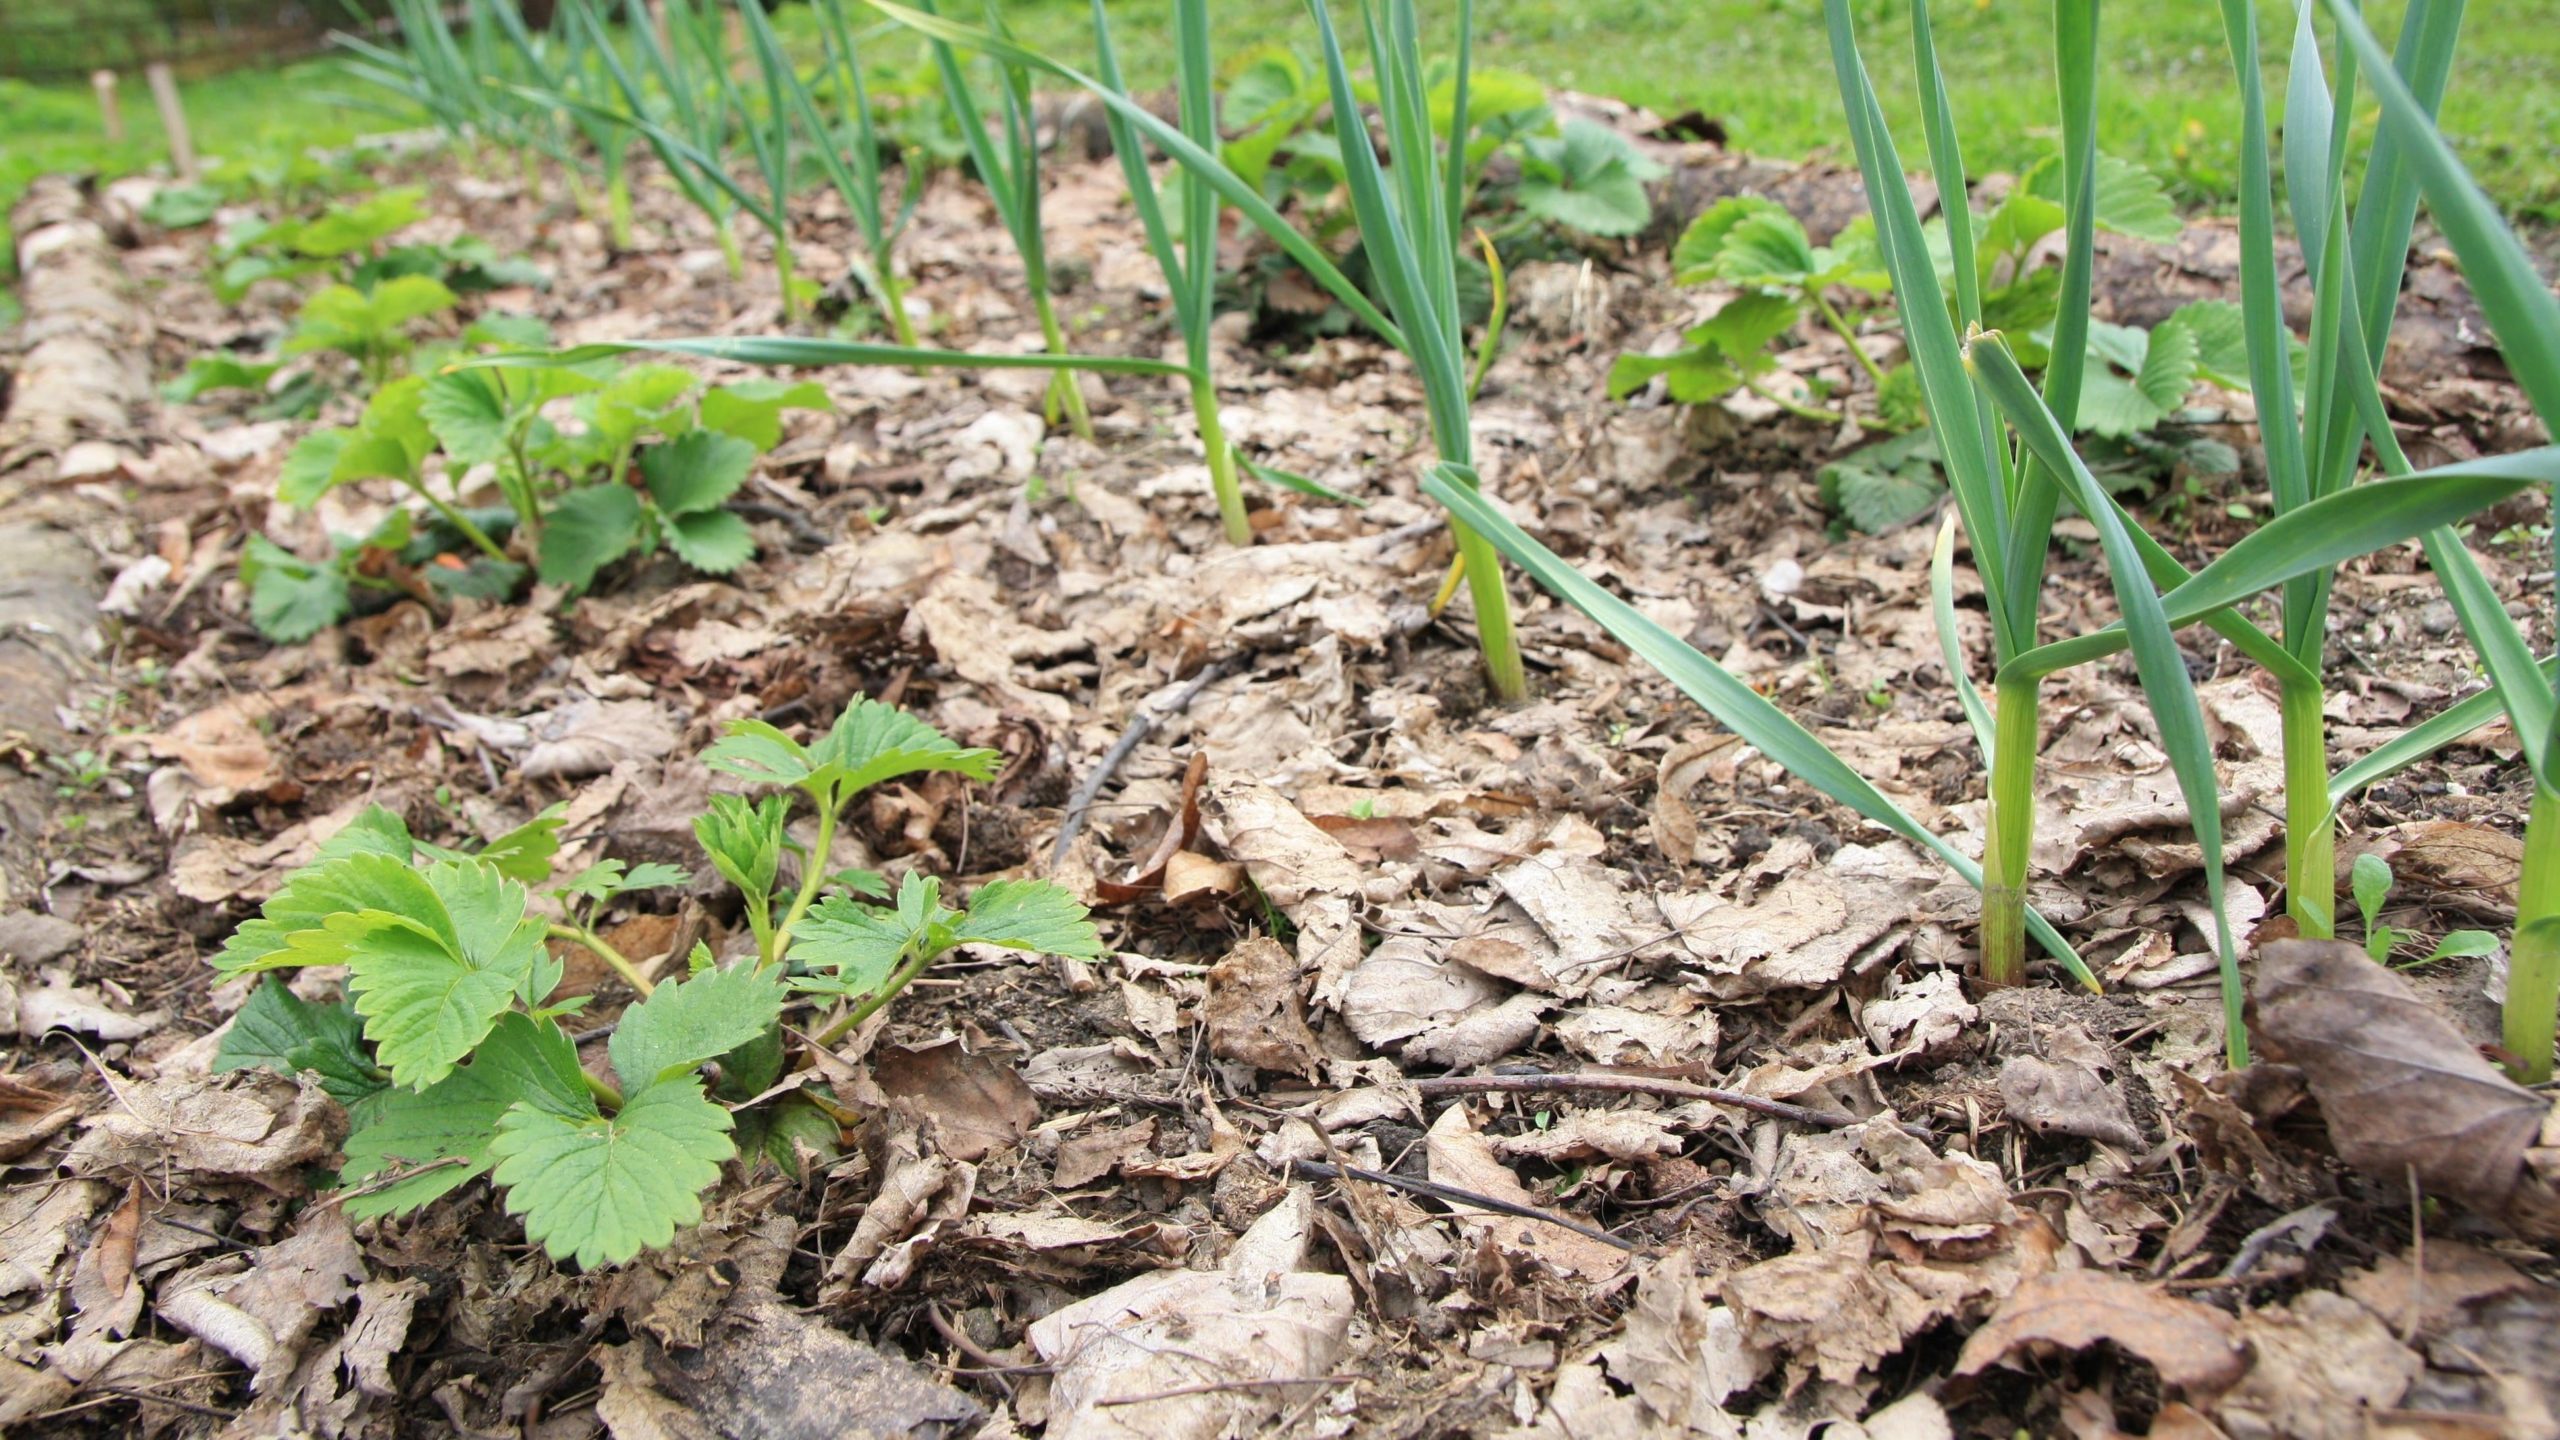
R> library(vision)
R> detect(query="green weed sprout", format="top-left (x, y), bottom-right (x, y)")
top-left (2349, 853), bottom-right (2498, 968)
top-left (918, 0), bottom-right (1093, 439)
top-left (869, 0), bottom-right (1527, 698)
top-left (211, 700), bottom-right (1098, 1266)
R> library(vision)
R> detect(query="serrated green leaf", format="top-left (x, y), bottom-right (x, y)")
top-left (2166, 299), bottom-right (2249, 390)
top-left (341, 1012), bottom-right (588, 1218)
top-left (698, 379), bottom-right (830, 451)
top-left (587, 363), bottom-right (700, 450)
top-left (2076, 319), bottom-right (2197, 439)
top-left (1717, 211), bottom-right (1822, 286)
top-left (476, 804), bottom-right (568, 883)
top-left (537, 484), bottom-right (645, 590)
top-left (213, 846), bottom-right (432, 976)
top-left (664, 509), bottom-right (755, 574)
top-left (703, 698), bottom-right (999, 804)
top-left (693, 793), bottom-right (786, 900)
top-left (336, 860), bottom-right (557, 1089)
top-left (789, 891), bottom-right (930, 1000)
top-left (214, 980), bottom-right (383, 1105)
top-left (950, 879), bottom-right (1104, 958)
top-left (422, 371), bottom-right (514, 466)
top-left (2014, 151), bottom-right (2181, 245)
top-left (291, 186), bottom-right (427, 258)
top-left (241, 535), bottom-right (351, 642)
top-left (491, 1076), bottom-right (735, 1268)
top-left (556, 858), bottom-right (692, 903)
top-left (163, 355), bottom-right (285, 404)
top-left (277, 430), bottom-right (354, 509)
top-left (641, 430), bottom-right (758, 516)
top-left (367, 274), bottom-right (461, 329)
top-left (1673, 196), bottom-right (1790, 284)
top-left (609, 963), bottom-right (788, 1090)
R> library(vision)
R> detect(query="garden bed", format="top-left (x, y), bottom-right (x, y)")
top-left (2, 92), bottom-right (2558, 1440)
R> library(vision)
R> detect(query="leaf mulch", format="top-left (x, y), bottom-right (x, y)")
top-left (2, 111), bottom-right (2557, 1439)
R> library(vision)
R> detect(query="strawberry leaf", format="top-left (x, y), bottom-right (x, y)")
top-left (703, 698), bottom-right (999, 806)
top-left (491, 1076), bottom-right (735, 1268)
top-left (608, 962), bottom-right (788, 1090)
top-left (332, 860), bottom-right (558, 1089)
top-left (641, 430), bottom-right (758, 516)
top-left (537, 483), bottom-right (644, 591)
top-left (341, 1013), bottom-right (587, 1218)
top-left (214, 980), bottom-right (382, 1106)
top-left (951, 879), bottom-right (1105, 958)
top-left (664, 508), bottom-right (756, 575)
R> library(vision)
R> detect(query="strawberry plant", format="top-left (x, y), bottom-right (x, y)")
top-left (248, 358), bottom-right (830, 641)
top-left (285, 276), bottom-right (459, 388)
top-left (214, 698), bottom-right (1101, 1267)
top-left (1625, 179), bottom-right (2250, 535)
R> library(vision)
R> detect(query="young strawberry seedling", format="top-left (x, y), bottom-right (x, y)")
top-left (212, 698), bottom-right (1100, 1267)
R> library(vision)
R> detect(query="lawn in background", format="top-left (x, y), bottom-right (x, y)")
top-left (1, 59), bottom-right (410, 273)
top-left (1005, 0), bottom-right (2560, 222)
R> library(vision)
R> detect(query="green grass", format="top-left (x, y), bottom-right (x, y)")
top-left (1004, 0), bottom-right (2560, 221)
top-left (0, 59), bottom-right (412, 269)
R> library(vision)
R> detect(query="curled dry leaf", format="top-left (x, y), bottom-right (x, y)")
top-left (871, 1039), bottom-right (1040, 1164)
top-left (1205, 935), bottom-right (1324, 1080)
top-left (2211, 1291), bottom-right (2421, 1440)
top-left (65, 1072), bottom-right (344, 1186)
top-left (1426, 1104), bottom-right (1628, 1279)
top-left (2252, 939), bottom-right (2560, 1239)
top-left (1955, 1270), bottom-right (2249, 1396)
top-left (1997, 1054), bottom-right (2142, 1150)
top-left (1025, 1188), bottom-right (1352, 1440)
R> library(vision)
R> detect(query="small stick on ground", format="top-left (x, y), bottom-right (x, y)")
top-left (1100, 1376), bottom-right (1357, 1407)
top-left (1405, 1071), bottom-right (1869, 1129)
top-left (1049, 654), bottom-right (1243, 868)
top-left (1285, 1158), bottom-right (1643, 1253)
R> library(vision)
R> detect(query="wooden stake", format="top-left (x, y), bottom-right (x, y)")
top-left (91, 71), bottom-right (124, 144)
top-left (144, 63), bottom-right (197, 182)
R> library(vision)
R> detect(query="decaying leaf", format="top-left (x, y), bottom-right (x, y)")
top-left (65, 1072), bottom-right (345, 1185)
top-left (1426, 1104), bottom-right (1628, 1279)
top-left (1956, 1270), bottom-right (2248, 1396)
top-left (1026, 1188), bottom-right (1352, 1440)
top-left (2253, 939), bottom-right (2560, 1238)
top-left (871, 1039), bottom-right (1040, 1163)
top-left (2211, 1291), bottom-right (2419, 1440)
top-left (1205, 935), bottom-right (1324, 1080)
top-left (1998, 1054), bottom-right (2142, 1150)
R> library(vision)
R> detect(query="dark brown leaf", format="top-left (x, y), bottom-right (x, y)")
top-left (2253, 940), bottom-right (2558, 1237)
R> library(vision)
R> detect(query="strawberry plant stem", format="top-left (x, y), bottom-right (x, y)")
top-left (547, 923), bottom-right (655, 997)
top-left (771, 802), bottom-right (839, 957)
top-left (400, 478), bottom-right (512, 566)
top-left (1811, 291), bottom-right (1890, 389)
top-left (2507, 784), bottom-right (2560, 1082)
top-left (812, 944), bottom-right (934, 1047)
top-left (1743, 377), bottom-right (1844, 425)
top-left (581, 1067), bottom-right (624, 1112)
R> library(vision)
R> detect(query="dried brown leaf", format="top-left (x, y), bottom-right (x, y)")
top-left (2253, 940), bottom-right (2560, 1237)
top-left (1955, 1270), bottom-right (2248, 1395)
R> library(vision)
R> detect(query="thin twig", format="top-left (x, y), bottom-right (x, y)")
top-left (1404, 1071), bottom-right (1869, 1130)
top-left (1049, 655), bottom-right (1243, 868)
top-left (1284, 1159), bottom-right (1642, 1254)
top-left (1099, 1375), bottom-right (1357, 1407)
